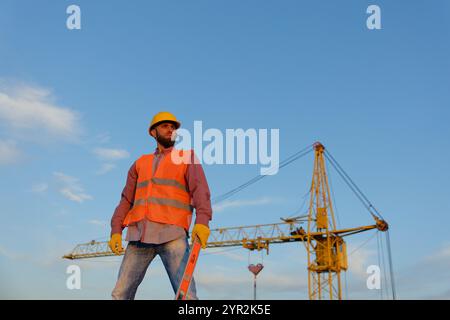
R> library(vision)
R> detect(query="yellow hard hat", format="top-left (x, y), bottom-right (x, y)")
top-left (149, 111), bottom-right (181, 132)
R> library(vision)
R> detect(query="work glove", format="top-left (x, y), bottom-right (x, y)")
top-left (191, 224), bottom-right (210, 249)
top-left (109, 233), bottom-right (124, 255)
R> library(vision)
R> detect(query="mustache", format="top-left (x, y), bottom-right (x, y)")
top-left (156, 131), bottom-right (176, 148)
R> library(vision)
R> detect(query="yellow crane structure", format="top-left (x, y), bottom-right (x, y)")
top-left (63, 142), bottom-right (392, 300)
top-left (305, 143), bottom-right (388, 299)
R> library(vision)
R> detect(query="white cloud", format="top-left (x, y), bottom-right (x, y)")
top-left (94, 132), bottom-right (111, 144)
top-left (259, 273), bottom-right (308, 293)
top-left (53, 171), bottom-right (78, 184)
top-left (53, 171), bottom-right (93, 203)
top-left (95, 163), bottom-right (116, 175)
top-left (393, 242), bottom-right (450, 299)
top-left (203, 248), bottom-right (247, 262)
top-left (93, 148), bottom-right (129, 161)
top-left (93, 148), bottom-right (129, 175)
top-left (0, 82), bottom-right (82, 141)
top-left (197, 273), bottom-right (248, 288)
top-left (0, 245), bottom-right (26, 261)
top-left (31, 182), bottom-right (48, 193)
top-left (0, 139), bottom-right (21, 164)
top-left (88, 219), bottom-right (107, 227)
top-left (60, 188), bottom-right (93, 203)
top-left (213, 197), bottom-right (280, 213)
top-left (347, 247), bottom-right (376, 279)
top-left (424, 242), bottom-right (450, 262)
top-left (1, 234), bottom-right (82, 269)
top-left (196, 270), bottom-right (307, 298)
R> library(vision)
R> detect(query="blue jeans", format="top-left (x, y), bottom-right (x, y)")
top-left (111, 236), bottom-right (198, 300)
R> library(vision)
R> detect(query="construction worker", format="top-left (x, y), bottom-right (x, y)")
top-left (109, 111), bottom-right (212, 300)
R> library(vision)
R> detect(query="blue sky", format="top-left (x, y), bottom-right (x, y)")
top-left (0, 0), bottom-right (449, 299)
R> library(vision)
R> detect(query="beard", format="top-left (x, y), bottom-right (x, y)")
top-left (156, 131), bottom-right (176, 148)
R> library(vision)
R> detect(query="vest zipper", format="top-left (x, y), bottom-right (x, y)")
top-left (142, 151), bottom-right (165, 242)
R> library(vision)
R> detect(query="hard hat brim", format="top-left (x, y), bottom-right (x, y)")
top-left (149, 120), bottom-right (180, 132)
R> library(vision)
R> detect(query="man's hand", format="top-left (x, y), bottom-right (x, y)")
top-left (191, 224), bottom-right (210, 249)
top-left (109, 233), bottom-right (124, 255)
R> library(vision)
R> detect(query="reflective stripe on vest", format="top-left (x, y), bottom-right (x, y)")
top-left (133, 197), bottom-right (193, 212)
top-left (136, 178), bottom-right (189, 193)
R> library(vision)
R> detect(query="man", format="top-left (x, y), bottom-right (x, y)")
top-left (109, 111), bottom-right (212, 300)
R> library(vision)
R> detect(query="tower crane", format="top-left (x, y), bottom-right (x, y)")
top-left (63, 142), bottom-right (393, 300)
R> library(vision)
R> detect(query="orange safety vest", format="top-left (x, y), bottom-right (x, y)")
top-left (122, 149), bottom-right (194, 231)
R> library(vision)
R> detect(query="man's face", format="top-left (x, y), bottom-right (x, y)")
top-left (150, 122), bottom-right (177, 148)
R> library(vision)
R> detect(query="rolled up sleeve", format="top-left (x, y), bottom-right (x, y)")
top-left (110, 162), bottom-right (137, 236)
top-left (186, 152), bottom-right (213, 227)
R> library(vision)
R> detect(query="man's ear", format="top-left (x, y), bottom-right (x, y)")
top-left (149, 128), bottom-right (156, 138)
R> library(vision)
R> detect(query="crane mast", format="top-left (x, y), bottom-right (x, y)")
top-left (307, 142), bottom-right (344, 300)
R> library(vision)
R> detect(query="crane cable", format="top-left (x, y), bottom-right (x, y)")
top-left (385, 230), bottom-right (397, 299)
top-left (323, 148), bottom-right (396, 300)
top-left (376, 232), bottom-right (384, 300)
top-left (211, 144), bottom-right (314, 205)
top-left (323, 149), bottom-right (384, 221)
